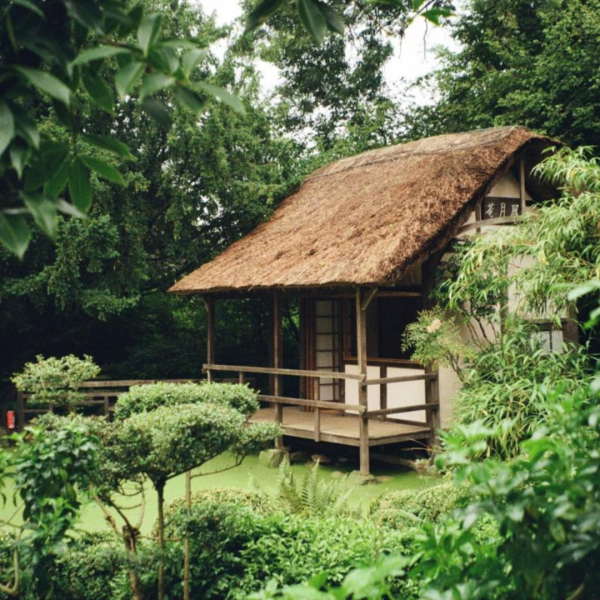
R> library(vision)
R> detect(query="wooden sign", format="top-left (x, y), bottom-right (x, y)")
top-left (482, 197), bottom-right (521, 220)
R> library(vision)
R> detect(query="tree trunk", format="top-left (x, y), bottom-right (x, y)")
top-left (157, 483), bottom-right (166, 600)
top-left (122, 526), bottom-right (144, 600)
top-left (183, 470), bottom-right (191, 600)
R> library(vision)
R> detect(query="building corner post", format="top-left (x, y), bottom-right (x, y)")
top-left (356, 288), bottom-right (370, 476)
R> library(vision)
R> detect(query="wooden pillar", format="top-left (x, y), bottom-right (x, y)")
top-left (422, 256), bottom-right (442, 452)
top-left (273, 290), bottom-right (284, 449)
top-left (205, 296), bottom-right (215, 382)
top-left (356, 288), bottom-right (370, 476)
top-left (519, 158), bottom-right (526, 215)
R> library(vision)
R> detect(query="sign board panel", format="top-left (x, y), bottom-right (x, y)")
top-left (482, 197), bottom-right (521, 220)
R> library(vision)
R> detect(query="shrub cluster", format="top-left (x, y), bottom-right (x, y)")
top-left (370, 481), bottom-right (470, 530)
top-left (114, 382), bottom-right (258, 419)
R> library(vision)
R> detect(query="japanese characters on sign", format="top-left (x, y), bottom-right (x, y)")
top-left (481, 197), bottom-right (522, 220)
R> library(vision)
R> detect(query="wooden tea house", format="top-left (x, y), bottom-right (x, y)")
top-left (170, 126), bottom-right (559, 475)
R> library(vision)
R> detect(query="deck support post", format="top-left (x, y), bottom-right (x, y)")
top-left (272, 290), bottom-right (284, 450)
top-left (519, 158), bottom-right (526, 215)
top-left (204, 296), bottom-right (215, 383)
top-left (356, 288), bottom-right (370, 476)
top-left (422, 255), bottom-right (443, 453)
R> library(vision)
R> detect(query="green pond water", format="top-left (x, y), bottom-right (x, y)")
top-left (1, 453), bottom-right (440, 534)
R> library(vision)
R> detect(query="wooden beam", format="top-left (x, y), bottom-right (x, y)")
top-left (205, 296), bottom-right (215, 383)
top-left (314, 383), bottom-right (321, 442)
top-left (366, 402), bottom-right (439, 418)
top-left (361, 287), bottom-right (378, 311)
top-left (272, 291), bottom-right (284, 449)
top-left (203, 363), bottom-right (365, 381)
top-left (458, 216), bottom-right (518, 234)
top-left (356, 288), bottom-right (370, 476)
top-left (364, 373), bottom-right (438, 386)
top-left (519, 158), bottom-right (526, 215)
top-left (257, 394), bottom-right (366, 413)
top-left (380, 365), bottom-right (387, 416)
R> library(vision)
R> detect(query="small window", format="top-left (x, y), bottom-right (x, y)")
top-left (532, 323), bottom-right (564, 354)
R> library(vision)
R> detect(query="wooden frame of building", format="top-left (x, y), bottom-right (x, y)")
top-left (170, 127), bottom-right (559, 475)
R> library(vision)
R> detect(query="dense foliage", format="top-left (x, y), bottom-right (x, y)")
top-left (403, 149), bottom-right (599, 458)
top-left (409, 0), bottom-right (600, 148)
top-left (11, 354), bottom-right (100, 409)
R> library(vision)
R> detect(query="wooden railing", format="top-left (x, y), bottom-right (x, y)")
top-left (203, 363), bottom-right (440, 444)
top-left (15, 377), bottom-right (243, 431)
top-left (203, 363), bottom-right (364, 381)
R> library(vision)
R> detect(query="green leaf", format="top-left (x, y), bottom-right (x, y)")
top-left (411, 0), bottom-right (427, 10)
top-left (14, 113), bottom-right (40, 149)
top-left (65, 0), bottom-right (103, 30)
top-left (246, 0), bottom-right (286, 31)
top-left (195, 82), bottom-right (246, 114)
top-left (9, 140), bottom-right (30, 178)
top-left (22, 193), bottom-right (58, 238)
top-left (142, 97), bottom-right (172, 130)
top-left (15, 67), bottom-right (72, 106)
top-left (182, 48), bottom-right (209, 77)
top-left (55, 199), bottom-right (86, 219)
top-left (160, 39), bottom-right (198, 50)
top-left (81, 155), bottom-right (125, 186)
top-left (0, 102), bottom-right (15, 157)
top-left (24, 142), bottom-right (68, 191)
top-left (44, 159), bottom-right (71, 198)
top-left (82, 70), bottom-right (115, 113)
top-left (11, 0), bottom-right (44, 18)
top-left (68, 159), bottom-right (92, 212)
top-left (81, 134), bottom-right (135, 160)
top-left (174, 86), bottom-right (206, 114)
top-left (72, 45), bottom-right (130, 66)
top-left (115, 61), bottom-right (145, 100)
top-left (298, 0), bottom-right (327, 45)
top-left (421, 7), bottom-right (453, 25)
top-left (137, 14), bottom-right (162, 55)
top-left (140, 74), bottom-right (176, 100)
top-left (315, 1), bottom-right (344, 34)
top-left (0, 213), bottom-right (31, 259)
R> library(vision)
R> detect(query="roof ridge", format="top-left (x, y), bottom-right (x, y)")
top-left (306, 126), bottom-right (527, 184)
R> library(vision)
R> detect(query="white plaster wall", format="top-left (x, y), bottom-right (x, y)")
top-left (344, 364), bottom-right (428, 423)
top-left (344, 364), bottom-right (381, 412)
top-left (387, 367), bottom-right (426, 423)
top-left (487, 171), bottom-right (531, 199)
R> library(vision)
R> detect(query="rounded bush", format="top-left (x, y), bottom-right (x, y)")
top-left (114, 382), bottom-right (258, 420)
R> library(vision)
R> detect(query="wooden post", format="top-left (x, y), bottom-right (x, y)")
top-left (314, 383), bottom-right (321, 442)
top-left (356, 288), bottom-right (370, 476)
top-left (380, 365), bottom-right (387, 419)
top-left (425, 373), bottom-right (441, 452)
top-left (273, 291), bottom-right (284, 449)
top-left (422, 255), bottom-right (442, 453)
top-left (519, 158), bottom-right (526, 215)
top-left (205, 296), bottom-right (215, 383)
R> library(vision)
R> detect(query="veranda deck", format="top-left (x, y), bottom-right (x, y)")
top-left (249, 407), bottom-right (431, 447)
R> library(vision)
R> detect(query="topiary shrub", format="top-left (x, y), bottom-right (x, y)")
top-left (12, 355), bottom-right (100, 410)
top-left (114, 382), bottom-right (258, 420)
top-left (370, 481), bottom-right (471, 530)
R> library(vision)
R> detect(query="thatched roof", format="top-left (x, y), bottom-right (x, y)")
top-left (170, 126), bottom-right (556, 295)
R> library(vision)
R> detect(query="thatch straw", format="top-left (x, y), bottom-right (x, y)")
top-left (169, 126), bottom-right (556, 295)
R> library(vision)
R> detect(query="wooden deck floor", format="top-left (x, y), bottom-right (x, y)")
top-left (249, 407), bottom-right (431, 447)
